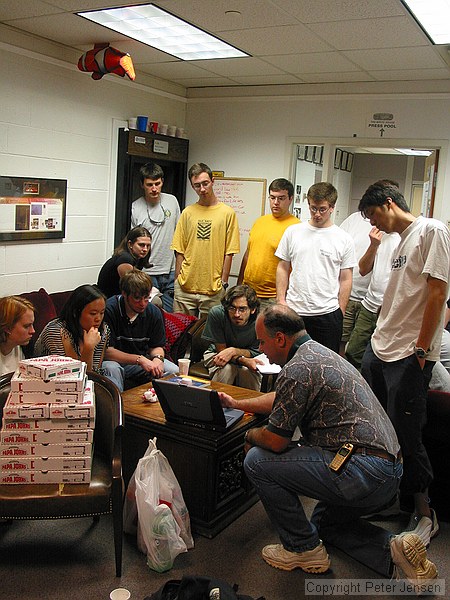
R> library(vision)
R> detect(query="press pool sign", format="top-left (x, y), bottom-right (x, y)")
top-left (367, 112), bottom-right (397, 137)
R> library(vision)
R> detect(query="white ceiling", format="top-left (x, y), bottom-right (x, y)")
top-left (1, 0), bottom-right (450, 95)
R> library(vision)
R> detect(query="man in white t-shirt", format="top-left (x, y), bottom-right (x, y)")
top-left (131, 162), bottom-right (180, 312)
top-left (345, 225), bottom-right (400, 369)
top-left (360, 181), bottom-right (450, 548)
top-left (339, 212), bottom-right (373, 351)
top-left (275, 182), bottom-right (356, 353)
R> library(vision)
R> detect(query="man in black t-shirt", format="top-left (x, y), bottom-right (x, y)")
top-left (104, 270), bottom-right (177, 390)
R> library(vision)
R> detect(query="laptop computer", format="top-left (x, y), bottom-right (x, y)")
top-left (152, 379), bottom-right (245, 432)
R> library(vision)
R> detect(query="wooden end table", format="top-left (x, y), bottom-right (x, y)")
top-left (121, 379), bottom-right (266, 538)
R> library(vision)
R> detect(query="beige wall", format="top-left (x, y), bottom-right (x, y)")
top-left (0, 47), bottom-right (187, 295)
top-left (2, 42), bottom-right (450, 295)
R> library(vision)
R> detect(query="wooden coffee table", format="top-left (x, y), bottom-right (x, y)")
top-left (121, 378), bottom-right (267, 538)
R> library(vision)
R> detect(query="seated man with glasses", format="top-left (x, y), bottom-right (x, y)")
top-left (276, 182), bottom-right (356, 353)
top-left (237, 178), bottom-right (299, 311)
top-left (104, 269), bottom-right (178, 391)
top-left (202, 285), bottom-right (263, 390)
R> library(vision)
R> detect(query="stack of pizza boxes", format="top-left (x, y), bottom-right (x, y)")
top-left (0, 356), bottom-right (95, 484)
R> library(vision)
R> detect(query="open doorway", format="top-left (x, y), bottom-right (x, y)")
top-left (291, 143), bottom-right (438, 224)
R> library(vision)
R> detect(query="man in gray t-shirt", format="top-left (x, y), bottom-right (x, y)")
top-left (131, 162), bottom-right (180, 312)
top-left (218, 304), bottom-right (437, 591)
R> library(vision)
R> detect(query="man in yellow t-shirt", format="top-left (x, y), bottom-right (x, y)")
top-left (171, 163), bottom-right (240, 318)
top-left (237, 178), bottom-right (299, 310)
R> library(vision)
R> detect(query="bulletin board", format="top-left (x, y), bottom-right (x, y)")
top-left (0, 176), bottom-right (67, 241)
top-left (214, 177), bottom-right (267, 276)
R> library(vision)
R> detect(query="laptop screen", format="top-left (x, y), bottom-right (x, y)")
top-left (152, 379), bottom-right (244, 431)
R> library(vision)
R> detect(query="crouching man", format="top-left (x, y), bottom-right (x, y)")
top-left (218, 304), bottom-right (437, 591)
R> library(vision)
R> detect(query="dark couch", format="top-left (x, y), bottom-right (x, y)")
top-left (19, 287), bottom-right (196, 362)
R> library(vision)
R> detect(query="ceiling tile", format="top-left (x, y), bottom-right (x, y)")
top-left (0, 0), bottom-right (61, 20)
top-left (343, 46), bottom-right (447, 71)
top-left (271, 0), bottom-right (406, 22)
top-left (226, 73), bottom-right (304, 85)
top-left (369, 68), bottom-right (450, 81)
top-left (301, 71), bottom-right (376, 83)
top-left (264, 52), bottom-right (361, 74)
top-left (308, 16), bottom-right (429, 50)
top-left (170, 76), bottom-right (240, 87)
top-left (155, 0), bottom-right (293, 31)
top-left (219, 24), bottom-right (332, 56)
top-left (188, 56), bottom-right (284, 77)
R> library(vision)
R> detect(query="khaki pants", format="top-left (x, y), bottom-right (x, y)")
top-left (173, 280), bottom-right (224, 319)
top-left (203, 350), bottom-right (262, 391)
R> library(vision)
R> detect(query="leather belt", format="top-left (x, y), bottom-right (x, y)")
top-left (353, 447), bottom-right (401, 463)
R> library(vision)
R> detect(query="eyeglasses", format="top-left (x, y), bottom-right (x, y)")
top-left (269, 195), bottom-right (289, 202)
top-left (228, 305), bottom-right (250, 314)
top-left (309, 205), bottom-right (331, 214)
top-left (192, 181), bottom-right (212, 190)
top-left (146, 204), bottom-right (168, 226)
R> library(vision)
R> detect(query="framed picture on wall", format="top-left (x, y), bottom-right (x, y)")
top-left (313, 146), bottom-right (323, 165)
top-left (297, 145), bottom-right (307, 160)
top-left (340, 151), bottom-right (348, 171)
top-left (0, 176), bottom-right (67, 241)
top-left (346, 152), bottom-right (354, 172)
top-left (305, 146), bottom-right (314, 162)
top-left (334, 148), bottom-right (342, 169)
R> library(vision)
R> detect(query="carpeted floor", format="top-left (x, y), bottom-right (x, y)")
top-left (0, 498), bottom-right (448, 600)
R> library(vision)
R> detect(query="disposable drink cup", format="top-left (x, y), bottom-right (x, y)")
top-left (136, 116), bottom-right (148, 131)
top-left (178, 358), bottom-right (190, 376)
top-left (110, 589), bottom-right (131, 600)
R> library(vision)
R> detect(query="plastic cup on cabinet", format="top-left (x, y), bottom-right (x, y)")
top-left (136, 116), bottom-right (148, 132)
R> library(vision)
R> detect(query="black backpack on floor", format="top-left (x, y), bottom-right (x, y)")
top-left (144, 575), bottom-right (265, 600)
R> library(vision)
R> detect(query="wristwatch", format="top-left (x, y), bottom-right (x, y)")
top-left (222, 281), bottom-right (229, 289)
top-left (414, 346), bottom-right (429, 359)
top-left (151, 354), bottom-right (165, 362)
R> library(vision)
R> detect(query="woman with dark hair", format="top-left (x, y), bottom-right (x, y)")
top-left (34, 284), bottom-right (122, 388)
top-left (0, 296), bottom-right (35, 376)
top-left (97, 226), bottom-right (152, 299)
top-left (202, 284), bottom-right (263, 390)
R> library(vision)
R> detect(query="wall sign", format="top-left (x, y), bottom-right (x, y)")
top-left (366, 112), bottom-right (397, 137)
top-left (0, 176), bottom-right (67, 241)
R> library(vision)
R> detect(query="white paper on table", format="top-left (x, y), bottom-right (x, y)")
top-left (254, 353), bottom-right (282, 374)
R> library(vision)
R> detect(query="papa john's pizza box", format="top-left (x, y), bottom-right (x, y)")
top-left (11, 364), bottom-right (86, 393)
top-left (48, 380), bottom-right (95, 420)
top-left (8, 388), bottom-right (85, 405)
top-left (1, 417), bottom-right (95, 431)
top-left (0, 454), bottom-right (92, 471)
top-left (0, 428), bottom-right (94, 445)
top-left (18, 356), bottom-right (83, 380)
top-left (2, 395), bottom-right (49, 420)
top-left (0, 442), bottom-right (92, 457)
top-left (0, 469), bottom-right (91, 484)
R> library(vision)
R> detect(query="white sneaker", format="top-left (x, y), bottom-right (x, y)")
top-left (405, 509), bottom-right (439, 547)
top-left (262, 541), bottom-right (330, 573)
top-left (390, 533), bottom-right (437, 594)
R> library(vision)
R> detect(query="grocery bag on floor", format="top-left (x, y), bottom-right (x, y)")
top-left (133, 437), bottom-right (194, 572)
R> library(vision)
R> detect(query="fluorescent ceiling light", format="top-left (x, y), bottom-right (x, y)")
top-left (402, 0), bottom-right (450, 44)
top-left (78, 4), bottom-right (249, 60)
top-left (394, 148), bottom-right (433, 156)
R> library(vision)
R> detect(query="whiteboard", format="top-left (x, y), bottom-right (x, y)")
top-left (214, 177), bottom-right (267, 276)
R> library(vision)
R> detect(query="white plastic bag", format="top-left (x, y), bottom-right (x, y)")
top-left (133, 437), bottom-right (194, 572)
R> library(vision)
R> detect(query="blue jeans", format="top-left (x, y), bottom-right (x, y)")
top-left (151, 272), bottom-right (175, 313)
top-left (101, 360), bottom-right (124, 391)
top-left (244, 444), bottom-right (402, 577)
top-left (122, 359), bottom-right (179, 391)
